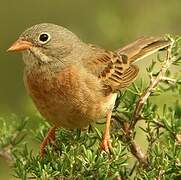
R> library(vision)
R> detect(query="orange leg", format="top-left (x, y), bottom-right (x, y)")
top-left (40, 126), bottom-right (56, 157)
top-left (101, 110), bottom-right (112, 151)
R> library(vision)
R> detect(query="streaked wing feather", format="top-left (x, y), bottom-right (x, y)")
top-left (84, 37), bottom-right (170, 95)
top-left (119, 65), bottom-right (139, 88)
top-left (100, 59), bottom-right (139, 93)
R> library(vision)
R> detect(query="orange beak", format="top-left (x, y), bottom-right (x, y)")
top-left (7, 39), bottom-right (33, 52)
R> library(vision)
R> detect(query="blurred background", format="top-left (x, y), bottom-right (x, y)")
top-left (0, 0), bottom-right (181, 116)
top-left (0, 0), bottom-right (181, 179)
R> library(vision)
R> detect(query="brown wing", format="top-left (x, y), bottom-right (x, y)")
top-left (98, 53), bottom-right (139, 94)
top-left (83, 45), bottom-right (139, 94)
top-left (83, 37), bottom-right (170, 95)
top-left (82, 44), bottom-right (113, 77)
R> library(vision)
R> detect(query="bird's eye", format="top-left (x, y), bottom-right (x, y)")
top-left (38, 33), bottom-right (51, 44)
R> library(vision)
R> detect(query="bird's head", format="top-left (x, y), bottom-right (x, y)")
top-left (7, 23), bottom-right (84, 66)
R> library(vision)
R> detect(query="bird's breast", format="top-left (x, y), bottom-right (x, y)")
top-left (24, 65), bottom-right (108, 129)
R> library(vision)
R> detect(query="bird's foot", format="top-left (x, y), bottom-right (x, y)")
top-left (101, 136), bottom-right (111, 152)
top-left (100, 110), bottom-right (112, 152)
top-left (40, 126), bottom-right (56, 158)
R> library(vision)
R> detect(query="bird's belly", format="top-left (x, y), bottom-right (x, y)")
top-left (34, 92), bottom-right (117, 129)
top-left (24, 73), bottom-right (105, 129)
top-left (30, 92), bottom-right (105, 129)
top-left (24, 66), bottom-right (117, 129)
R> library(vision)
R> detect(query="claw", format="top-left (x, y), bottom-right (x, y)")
top-left (101, 138), bottom-right (111, 152)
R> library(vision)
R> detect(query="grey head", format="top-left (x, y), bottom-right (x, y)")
top-left (8, 23), bottom-right (87, 67)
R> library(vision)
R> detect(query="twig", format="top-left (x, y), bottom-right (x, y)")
top-left (121, 121), bottom-right (148, 167)
top-left (176, 134), bottom-right (181, 145)
top-left (156, 169), bottom-right (164, 180)
top-left (161, 76), bottom-right (177, 84)
top-left (153, 121), bottom-right (165, 129)
top-left (0, 149), bottom-right (12, 162)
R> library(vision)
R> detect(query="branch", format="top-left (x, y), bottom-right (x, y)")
top-left (161, 77), bottom-right (177, 84)
top-left (121, 121), bottom-right (148, 167)
top-left (130, 42), bottom-right (174, 130)
top-left (129, 140), bottom-right (148, 166)
top-left (0, 149), bottom-right (12, 162)
top-left (0, 123), bottom-right (26, 162)
top-left (119, 40), bottom-right (176, 166)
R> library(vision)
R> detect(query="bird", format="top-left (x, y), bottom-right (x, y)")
top-left (7, 23), bottom-right (170, 157)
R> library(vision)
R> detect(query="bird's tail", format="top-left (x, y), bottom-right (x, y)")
top-left (116, 37), bottom-right (170, 64)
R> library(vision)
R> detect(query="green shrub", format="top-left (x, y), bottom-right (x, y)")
top-left (0, 35), bottom-right (181, 179)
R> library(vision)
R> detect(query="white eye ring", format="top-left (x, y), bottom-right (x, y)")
top-left (38, 32), bottom-right (51, 44)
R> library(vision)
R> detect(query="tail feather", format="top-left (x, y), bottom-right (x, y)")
top-left (116, 37), bottom-right (170, 63)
